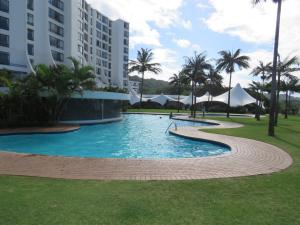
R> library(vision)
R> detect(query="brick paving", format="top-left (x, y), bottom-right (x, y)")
top-left (0, 125), bottom-right (80, 135)
top-left (0, 118), bottom-right (293, 180)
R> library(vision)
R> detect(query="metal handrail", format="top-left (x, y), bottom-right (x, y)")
top-left (165, 121), bottom-right (177, 134)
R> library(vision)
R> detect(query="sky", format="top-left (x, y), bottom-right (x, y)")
top-left (86, 0), bottom-right (300, 91)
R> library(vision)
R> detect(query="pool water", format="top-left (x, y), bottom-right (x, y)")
top-left (0, 114), bottom-right (230, 159)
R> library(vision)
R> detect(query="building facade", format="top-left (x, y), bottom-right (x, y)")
top-left (0, 0), bottom-right (129, 88)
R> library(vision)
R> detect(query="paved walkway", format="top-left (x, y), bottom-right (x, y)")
top-left (0, 125), bottom-right (80, 135)
top-left (0, 118), bottom-right (293, 180)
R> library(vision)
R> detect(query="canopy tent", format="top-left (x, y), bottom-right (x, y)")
top-left (150, 94), bottom-right (177, 106)
top-left (180, 92), bottom-right (211, 105)
top-left (129, 88), bottom-right (151, 105)
top-left (197, 92), bottom-right (211, 103)
top-left (213, 83), bottom-right (257, 107)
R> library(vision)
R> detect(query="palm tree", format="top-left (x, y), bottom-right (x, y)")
top-left (68, 57), bottom-right (96, 93)
top-left (249, 81), bottom-right (265, 120)
top-left (206, 67), bottom-right (223, 98)
top-left (251, 61), bottom-right (271, 120)
top-left (216, 49), bottom-right (250, 118)
top-left (251, 61), bottom-right (271, 85)
top-left (183, 52), bottom-right (211, 118)
top-left (254, 0), bottom-right (282, 136)
top-left (169, 71), bottom-right (186, 113)
top-left (129, 48), bottom-right (162, 106)
top-left (266, 56), bottom-right (300, 124)
top-left (0, 69), bottom-right (12, 88)
top-left (281, 76), bottom-right (300, 119)
top-left (275, 56), bottom-right (299, 124)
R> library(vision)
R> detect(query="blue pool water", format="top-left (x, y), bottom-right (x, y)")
top-left (0, 114), bottom-right (230, 159)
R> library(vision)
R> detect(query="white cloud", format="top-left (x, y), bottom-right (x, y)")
top-left (86, 0), bottom-right (189, 48)
top-left (204, 0), bottom-right (300, 58)
top-left (145, 48), bottom-right (182, 81)
top-left (173, 39), bottom-right (191, 48)
top-left (197, 2), bottom-right (211, 9)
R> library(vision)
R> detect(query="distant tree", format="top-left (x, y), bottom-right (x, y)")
top-left (216, 49), bottom-right (250, 118)
top-left (183, 52), bottom-right (211, 117)
top-left (254, 0), bottom-right (282, 136)
top-left (281, 76), bottom-right (300, 119)
top-left (169, 71), bottom-right (186, 112)
top-left (129, 48), bottom-right (162, 106)
top-left (249, 81), bottom-right (265, 120)
top-left (267, 56), bottom-right (300, 124)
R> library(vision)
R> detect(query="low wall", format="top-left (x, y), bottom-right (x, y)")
top-left (59, 91), bottom-right (129, 124)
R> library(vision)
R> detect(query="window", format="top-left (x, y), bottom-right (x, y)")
top-left (0, 34), bottom-right (9, 47)
top-left (50, 36), bottom-right (64, 49)
top-left (101, 16), bottom-right (108, 25)
top-left (27, 44), bottom-right (34, 56)
top-left (0, 51), bottom-right (9, 65)
top-left (49, 22), bottom-right (64, 36)
top-left (51, 50), bottom-right (64, 62)
top-left (27, 29), bottom-right (34, 41)
top-left (0, 0), bottom-right (9, 13)
top-left (0, 16), bottom-right (9, 30)
top-left (124, 22), bottom-right (129, 29)
top-left (102, 25), bottom-right (108, 33)
top-left (27, 0), bottom-right (34, 10)
top-left (49, 8), bottom-right (64, 24)
top-left (27, 13), bottom-right (34, 26)
top-left (48, 0), bottom-right (64, 11)
top-left (124, 47), bottom-right (128, 54)
top-left (96, 21), bottom-right (101, 30)
top-left (124, 30), bottom-right (129, 38)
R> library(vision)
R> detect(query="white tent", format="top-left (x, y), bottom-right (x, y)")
top-left (180, 92), bottom-right (211, 105)
top-left (180, 93), bottom-right (193, 105)
top-left (213, 83), bottom-right (257, 107)
top-left (129, 88), bottom-right (150, 105)
top-left (150, 94), bottom-right (177, 105)
top-left (197, 92), bottom-right (211, 103)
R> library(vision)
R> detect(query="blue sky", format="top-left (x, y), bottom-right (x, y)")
top-left (87, 0), bottom-right (300, 90)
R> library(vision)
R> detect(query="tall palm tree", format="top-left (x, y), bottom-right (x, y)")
top-left (249, 81), bottom-right (265, 120)
top-left (266, 56), bottom-right (300, 124)
top-left (254, 0), bottom-right (282, 136)
top-left (216, 49), bottom-right (250, 118)
top-left (251, 61), bottom-right (271, 85)
top-left (206, 67), bottom-right (223, 97)
top-left (183, 52), bottom-right (211, 118)
top-left (281, 76), bottom-right (300, 119)
top-left (169, 71), bottom-right (186, 113)
top-left (129, 48), bottom-right (162, 106)
top-left (251, 61), bottom-right (271, 120)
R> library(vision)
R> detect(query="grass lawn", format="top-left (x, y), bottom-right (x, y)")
top-left (0, 115), bottom-right (300, 225)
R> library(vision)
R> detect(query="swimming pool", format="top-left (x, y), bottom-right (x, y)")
top-left (0, 114), bottom-right (230, 159)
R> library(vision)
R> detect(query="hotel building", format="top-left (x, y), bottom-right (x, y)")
top-left (0, 0), bottom-right (130, 88)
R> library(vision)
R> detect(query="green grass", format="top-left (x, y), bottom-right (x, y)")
top-left (1, 115), bottom-right (300, 225)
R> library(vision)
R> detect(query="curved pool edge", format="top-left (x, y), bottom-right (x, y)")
top-left (0, 116), bottom-right (293, 180)
top-left (0, 125), bottom-right (80, 136)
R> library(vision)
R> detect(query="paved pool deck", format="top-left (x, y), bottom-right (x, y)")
top-left (0, 118), bottom-right (293, 180)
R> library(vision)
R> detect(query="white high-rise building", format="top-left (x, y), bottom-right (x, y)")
top-left (0, 0), bottom-right (129, 88)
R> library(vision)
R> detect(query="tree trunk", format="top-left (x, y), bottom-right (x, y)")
top-left (191, 82), bottom-right (194, 117)
top-left (284, 90), bottom-right (288, 119)
top-left (275, 71), bottom-right (281, 125)
top-left (268, 0), bottom-right (282, 137)
top-left (139, 72), bottom-right (144, 108)
top-left (227, 72), bottom-right (232, 118)
top-left (177, 84), bottom-right (180, 113)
